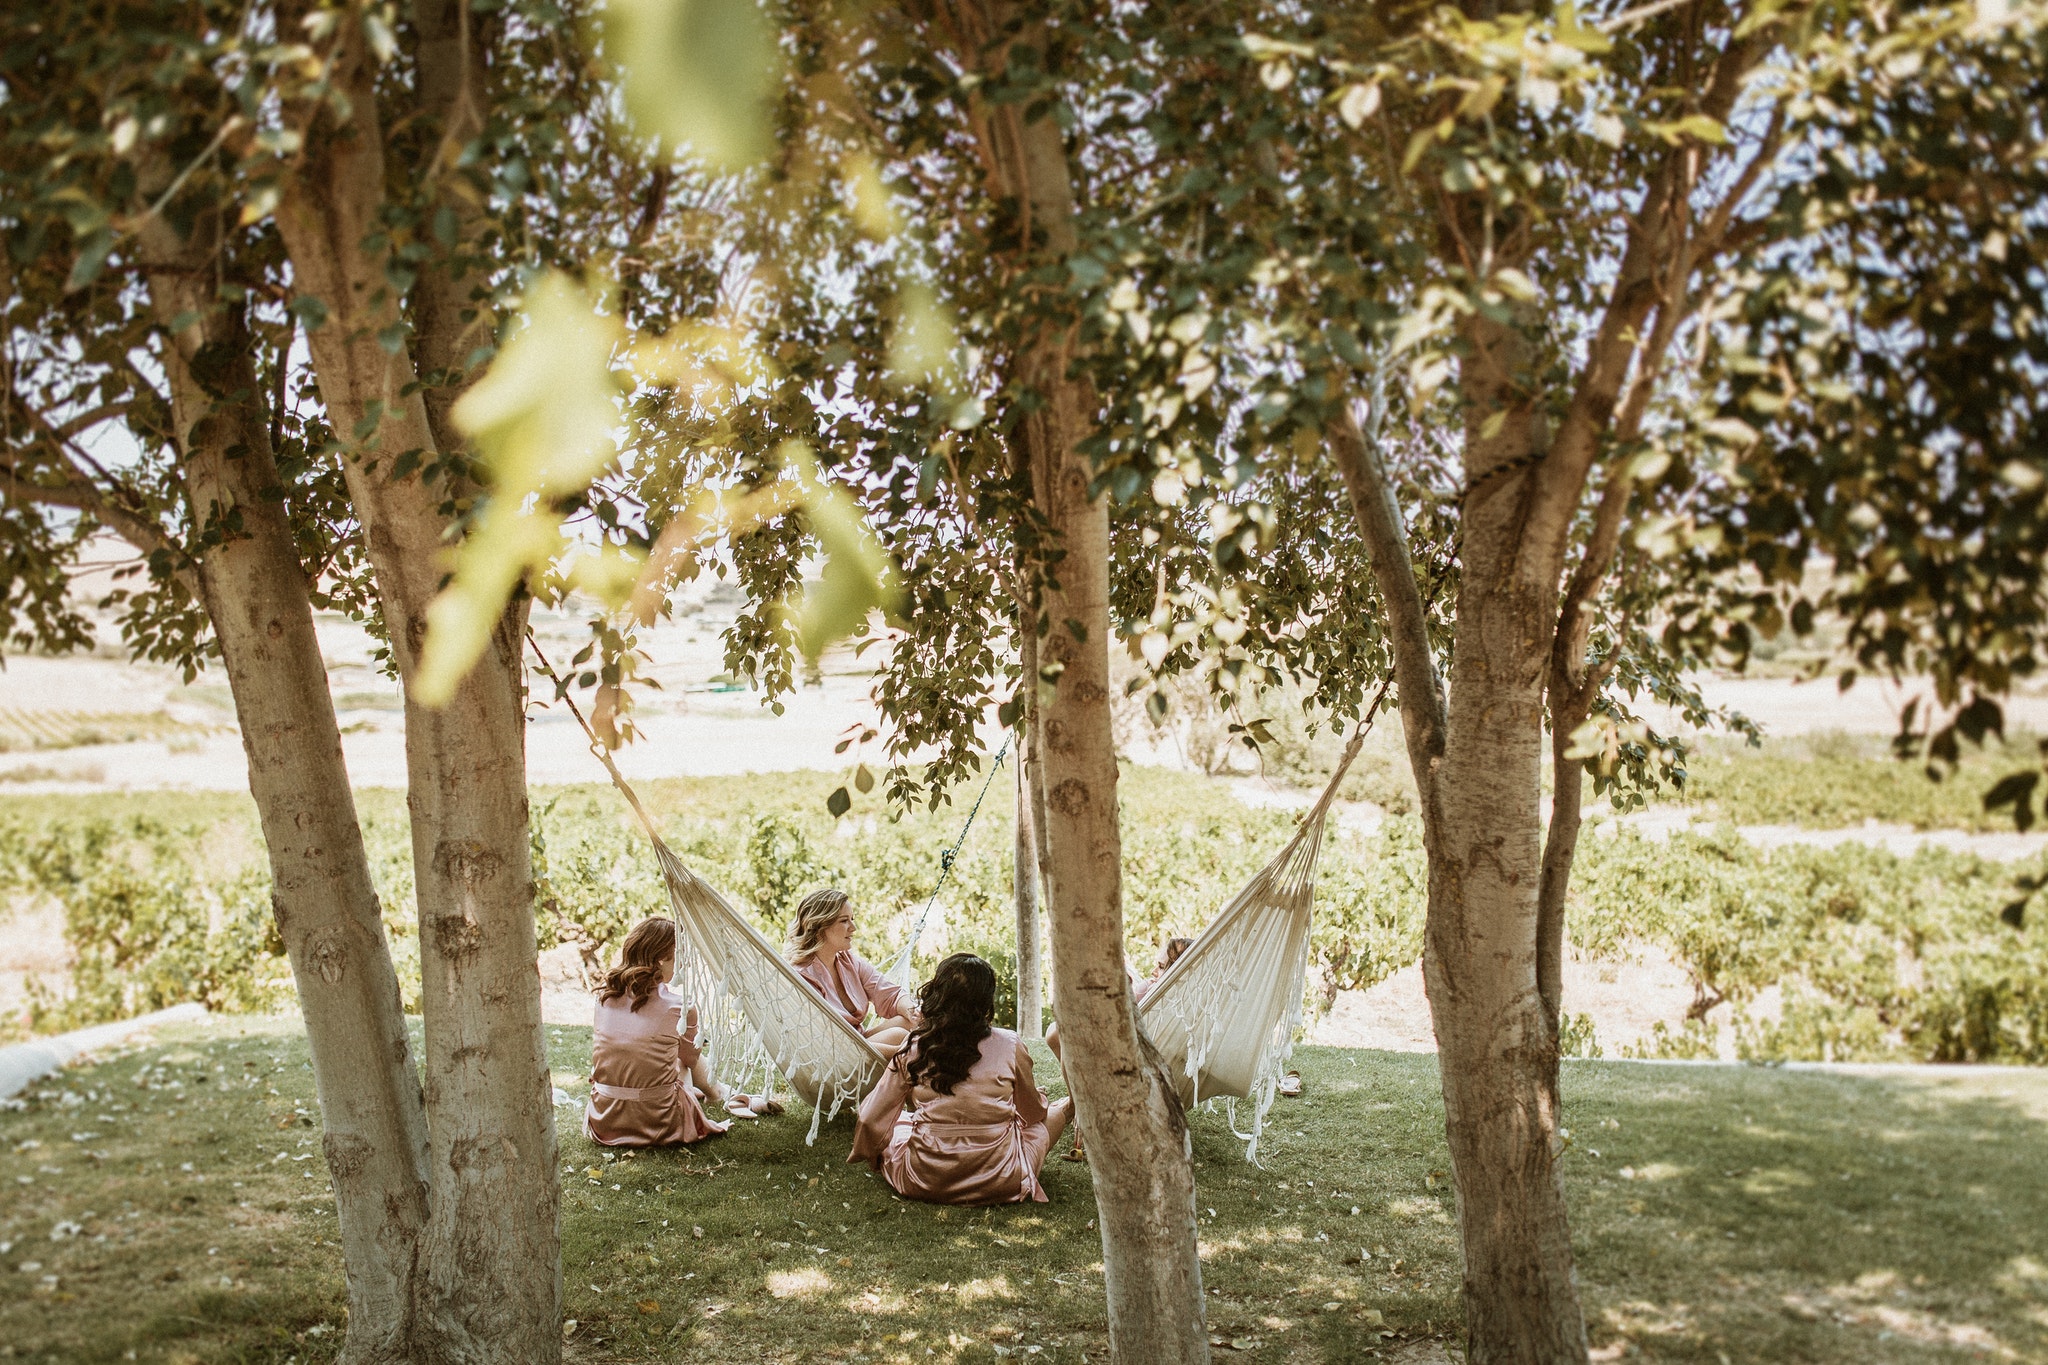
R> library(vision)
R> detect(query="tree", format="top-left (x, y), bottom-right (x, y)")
top-left (646, 2), bottom-right (1217, 1353)
top-left (0, 20), bottom-right (434, 1355)
top-left (2, 0), bottom-right (734, 1355)
top-left (1047, 0), bottom-right (2048, 1358)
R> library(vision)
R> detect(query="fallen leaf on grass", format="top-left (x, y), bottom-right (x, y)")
top-left (638, 1299), bottom-right (661, 1314)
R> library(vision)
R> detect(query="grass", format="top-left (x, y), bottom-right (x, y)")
top-left (4, 1017), bottom-right (2046, 1364)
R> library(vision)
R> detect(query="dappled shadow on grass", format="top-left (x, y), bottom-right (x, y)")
top-left (0, 1015), bottom-right (349, 1365)
top-left (548, 1036), bottom-right (1463, 1363)
top-left (6, 1020), bottom-right (2043, 1365)
top-left (1562, 1060), bottom-right (2048, 1363)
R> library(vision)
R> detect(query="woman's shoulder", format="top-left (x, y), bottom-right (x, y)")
top-left (654, 982), bottom-right (686, 1011)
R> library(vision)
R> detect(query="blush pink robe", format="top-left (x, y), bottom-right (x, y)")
top-left (585, 984), bottom-right (726, 1147)
top-left (793, 951), bottom-right (918, 1031)
top-left (848, 1029), bottom-right (1054, 1205)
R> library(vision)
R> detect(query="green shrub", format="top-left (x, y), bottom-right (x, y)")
top-left (1651, 729), bottom-right (2045, 831)
top-left (3, 770), bottom-right (2042, 1066)
top-left (1, 816), bottom-right (293, 1031)
top-left (1572, 824), bottom-right (2048, 1063)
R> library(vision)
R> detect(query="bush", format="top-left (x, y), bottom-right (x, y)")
top-left (0, 816), bottom-right (293, 1031)
top-left (1650, 729), bottom-right (2045, 832)
top-left (3, 770), bottom-right (2042, 1066)
top-left (1572, 823), bottom-right (2048, 1064)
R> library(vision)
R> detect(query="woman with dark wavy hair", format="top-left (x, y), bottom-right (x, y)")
top-left (586, 917), bottom-right (777, 1147)
top-left (848, 952), bottom-right (1072, 1204)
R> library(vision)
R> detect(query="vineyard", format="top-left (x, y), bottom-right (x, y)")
top-left (0, 707), bottom-right (218, 754)
top-left (3, 759), bottom-right (2042, 1063)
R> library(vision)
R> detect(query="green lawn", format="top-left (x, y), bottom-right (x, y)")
top-left (3, 1016), bottom-right (2045, 1364)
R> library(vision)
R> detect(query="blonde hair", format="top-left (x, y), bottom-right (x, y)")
top-left (788, 888), bottom-right (852, 964)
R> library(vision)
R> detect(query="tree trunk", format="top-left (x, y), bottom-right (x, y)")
top-left (275, 12), bottom-right (560, 1359)
top-left (136, 210), bottom-right (432, 1363)
top-left (1536, 740), bottom-right (1584, 1052)
top-left (1422, 313), bottom-right (1590, 1365)
top-left (1013, 722), bottom-right (1043, 1038)
top-left (915, 3), bottom-right (1207, 1355)
top-left (1027, 413), bottom-right (1208, 1363)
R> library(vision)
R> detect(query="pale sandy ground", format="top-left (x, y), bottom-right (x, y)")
top-left (5, 590), bottom-right (2045, 1052)
top-left (1306, 946), bottom-right (1704, 1056)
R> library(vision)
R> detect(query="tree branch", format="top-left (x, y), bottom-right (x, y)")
top-left (56, 401), bottom-right (133, 439)
top-left (2, 389), bottom-right (194, 595)
top-left (1523, 28), bottom-right (1768, 566)
top-left (1326, 379), bottom-right (1447, 811)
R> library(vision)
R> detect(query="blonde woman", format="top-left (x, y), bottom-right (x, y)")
top-left (789, 888), bottom-right (919, 1056)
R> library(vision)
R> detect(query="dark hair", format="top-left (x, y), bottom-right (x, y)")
top-left (904, 953), bottom-right (997, 1095)
top-left (1162, 936), bottom-right (1194, 969)
top-left (598, 917), bottom-right (676, 1013)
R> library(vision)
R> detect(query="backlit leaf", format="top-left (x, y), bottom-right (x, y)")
top-left (602, 0), bottom-right (781, 170)
top-left (417, 272), bottom-right (623, 706)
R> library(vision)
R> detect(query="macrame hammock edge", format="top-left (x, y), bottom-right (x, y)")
top-left (533, 639), bottom-right (1364, 1158)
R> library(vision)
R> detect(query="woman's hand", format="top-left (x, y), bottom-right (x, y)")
top-left (684, 1004), bottom-right (700, 1042)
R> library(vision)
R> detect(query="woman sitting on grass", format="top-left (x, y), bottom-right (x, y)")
top-left (850, 952), bottom-right (1072, 1204)
top-left (789, 888), bottom-right (918, 1056)
top-left (586, 917), bottom-right (776, 1148)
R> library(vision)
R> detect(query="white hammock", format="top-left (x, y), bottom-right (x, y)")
top-left (652, 732), bottom-right (1360, 1157)
top-left (532, 634), bottom-right (1361, 1156)
top-left (1135, 730), bottom-right (1360, 1162)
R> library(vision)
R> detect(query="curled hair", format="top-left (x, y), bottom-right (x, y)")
top-left (905, 953), bottom-right (997, 1095)
top-left (598, 917), bottom-right (676, 1013)
top-left (787, 888), bottom-right (852, 963)
top-left (1161, 936), bottom-right (1194, 970)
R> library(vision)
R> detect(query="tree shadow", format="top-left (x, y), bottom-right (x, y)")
top-left (1563, 1061), bottom-right (2048, 1363)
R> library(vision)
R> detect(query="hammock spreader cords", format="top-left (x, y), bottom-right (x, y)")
top-left (525, 630), bottom-right (1012, 990)
top-left (887, 733), bottom-right (1010, 985)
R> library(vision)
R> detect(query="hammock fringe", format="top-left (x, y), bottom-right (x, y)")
top-left (530, 631), bottom-right (1369, 1161)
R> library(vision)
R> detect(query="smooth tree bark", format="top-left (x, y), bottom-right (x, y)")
top-left (273, 8), bottom-right (559, 1360)
top-left (1324, 27), bottom-right (1775, 1361)
top-left (918, 3), bottom-right (1209, 1358)
top-left (1013, 730), bottom-right (1044, 1038)
top-left (107, 194), bottom-right (435, 1365)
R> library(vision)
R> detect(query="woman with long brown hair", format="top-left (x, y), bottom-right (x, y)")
top-left (848, 952), bottom-right (1072, 1204)
top-left (789, 888), bottom-right (918, 1056)
top-left (585, 916), bottom-right (776, 1148)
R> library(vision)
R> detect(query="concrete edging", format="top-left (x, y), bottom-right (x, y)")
top-left (0, 1003), bottom-right (209, 1101)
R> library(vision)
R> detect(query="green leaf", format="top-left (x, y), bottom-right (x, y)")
top-left (826, 786), bottom-right (852, 818)
top-left (888, 281), bottom-right (959, 389)
top-left (603, 0), bottom-right (781, 170)
top-left (1956, 696), bottom-right (2003, 746)
top-left (854, 763), bottom-right (874, 794)
top-left (289, 296), bottom-right (331, 331)
top-left (1644, 114), bottom-right (1728, 145)
top-left (417, 272), bottom-right (624, 706)
top-left (65, 228), bottom-right (115, 292)
top-left (780, 444), bottom-right (905, 662)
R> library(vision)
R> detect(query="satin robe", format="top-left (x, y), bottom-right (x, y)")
top-left (584, 983), bottom-right (727, 1147)
top-left (793, 951), bottom-right (918, 1031)
top-left (849, 1029), bottom-right (1054, 1205)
